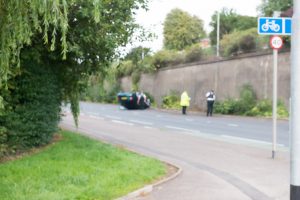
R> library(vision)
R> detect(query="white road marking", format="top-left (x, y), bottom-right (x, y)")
top-left (144, 126), bottom-right (155, 129)
top-left (228, 124), bottom-right (239, 127)
top-left (221, 135), bottom-right (285, 147)
top-left (185, 118), bottom-right (194, 122)
top-left (105, 115), bottom-right (121, 120)
top-left (87, 112), bottom-right (100, 116)
top-left (111, 120), bottom-right (134, 126)
top-left (130, 119), bottom-right (153, 126)
top-left (89, 115), bottom-right (104, 120)
top-left (165, 125), bottom-right (197, 133)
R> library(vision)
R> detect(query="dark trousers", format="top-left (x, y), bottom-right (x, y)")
top-left (207, 101), bottom-right (214, 116)
top-left (182, 106), bottom-right (187, 114)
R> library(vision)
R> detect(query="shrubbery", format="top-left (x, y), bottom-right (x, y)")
top-left (151, 45), bottom-right (204, 69)
top-left (184, 44), bottom-right (203, 63)
top-left (0, 126), bottom-right (8, 157)
top-left (152, 50), bottom-right (185, 69)
top-left (214, 84), bottom-right (289, 118)
top-left (220, 28), bottom-right (266, 57)
top-left (1, 62), bottom-right (62, 155)
top-left (81, 69), bottom-right (121, 104)
top-left (162, 91), bottom-right (181, 109)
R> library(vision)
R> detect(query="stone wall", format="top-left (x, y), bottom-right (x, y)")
top-left (121, 52), bottom-right (291, 111)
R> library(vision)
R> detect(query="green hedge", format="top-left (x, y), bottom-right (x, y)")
top-left (1, 62), bottom-right (61, 154)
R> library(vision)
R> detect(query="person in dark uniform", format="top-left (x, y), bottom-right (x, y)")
top-left (206, 89), bottom-right (216, 116)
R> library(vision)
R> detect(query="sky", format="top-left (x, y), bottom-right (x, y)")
top-left (129, 0), bottom-right (262, 52)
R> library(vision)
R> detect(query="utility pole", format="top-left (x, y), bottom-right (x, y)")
top-left (216, 11), bottom-right (220, 57)
top-left (290, 0), bottom-right (300, 199)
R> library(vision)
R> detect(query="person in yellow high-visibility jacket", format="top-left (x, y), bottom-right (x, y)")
top-left (180, 91), bottom-right (191, 115)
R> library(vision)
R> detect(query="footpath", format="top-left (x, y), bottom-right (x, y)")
top-left (119, 134), bottom-right (289, 200)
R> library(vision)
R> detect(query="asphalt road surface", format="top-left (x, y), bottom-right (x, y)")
top-left (60, 102), bottom-right (290, 200)
top-left (72, 102), bottom-right (290, 148)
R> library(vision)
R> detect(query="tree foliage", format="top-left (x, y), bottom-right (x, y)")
top-left (0, 0), bottom-right (147, 108)
top-left (163, 8), bottom-right (206, 50)
top-left (220, 28), bottom-right (260, 56)
top-left (0, 0), bottom-right (69, 90)
top-left (257, 0), bottom-right (293, 16)
top-left (0, 0), bottom-right (148, 156)
top-left (3, 58), bottom-right (62, 150)
top-left (124, 46), bottom-right (151, 66)
top-left (257, 0), bottom-right (293, 48)
top-left (209, 8), bottom-right (257, 45)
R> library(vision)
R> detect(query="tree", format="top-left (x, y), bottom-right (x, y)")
top-left (0, 0), bottom-right (68, 156)
top-left (163, 8), bottom-right (206, 51)
top-left (0, 0), bottom-right (148, 156)
top-left (258, 0), bottom-right (293, 16)
top-left (0, 0), bottom-right (147, 109)
top-left (220, 28), bottom-right (259, 56)
top-left (0, 0), bottom-right (69, 90)
top-left (124, 46), bottom-right (151, 66)
top-left (209, 8), bottom-right (257, 45)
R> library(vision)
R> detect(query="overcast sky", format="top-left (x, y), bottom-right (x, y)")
top-left (129, 0), bottom-right (262, 52)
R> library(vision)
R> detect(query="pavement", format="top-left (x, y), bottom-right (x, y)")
top-left (61, 112), bottom-right (290, 200)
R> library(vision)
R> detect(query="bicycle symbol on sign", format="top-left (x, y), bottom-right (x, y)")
top-left (261, 19), bottom-right (280, 32)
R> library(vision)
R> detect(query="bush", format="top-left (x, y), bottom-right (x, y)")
top-left (162, 91), bottom-right (181, 109)
top-left (215, 84), bottom-right (256, 115)
top-left (152, 50), bottom-right (185, 69)
top-left (118, 60), bottom-right (135, 77)
top-left (239, 35), bottom-right (256, 52)
top-left (214, 98), bottom-right (240, 114)
top-left (215, 84), bottom-right (289, 118)
top-left (82, 82), bottom-right (102, 102)
top-left (131, 70), bottom-right (141, 91)
top-left (220, 28), bottom-right (259, 57)
top-left (246, 99), bottom-right (272, 116)
top-left (185, 44), bottom-right (203, 63)
top-left (238, 84), bottom-right (256, 112)
top-left (277, 101), bottom-right (289, 118)
top-left (81, 67), bottom-right (122, 104)
top-left (0, 126), bottom-right (9, 157)
top-left (96, 82), bottom-right (120, 104)
top-left (3, 63), bottom-right (61, 151)
top-left (246, 99), bottom-right (288, 118)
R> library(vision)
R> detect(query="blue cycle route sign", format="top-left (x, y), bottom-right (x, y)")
top-left (258, 17), bottom-right (292, 35)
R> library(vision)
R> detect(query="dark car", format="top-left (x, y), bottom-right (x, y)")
top-left (117, 92), bottom-right (150, 110)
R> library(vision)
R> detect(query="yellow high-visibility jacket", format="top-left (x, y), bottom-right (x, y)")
top-left (180, 91), bottom-right (190, 106)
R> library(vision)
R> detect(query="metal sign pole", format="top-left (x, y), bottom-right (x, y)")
top-left (272, 49), bottom-right (278, 159)
top-left (291, 0), bottom-right (300, 198)
top-left (270, 36), bottom-right (282, 159)
top-left (216, 11), bottom-right (220, 57)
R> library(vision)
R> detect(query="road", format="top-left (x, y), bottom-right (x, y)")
top-left (73, 102), bottom-right (289, 148)
top-left (61, 102), bottom-right (290, 200)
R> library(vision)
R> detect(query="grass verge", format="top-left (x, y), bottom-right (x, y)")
top-left (0, 130), bottom-right (166, 200)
